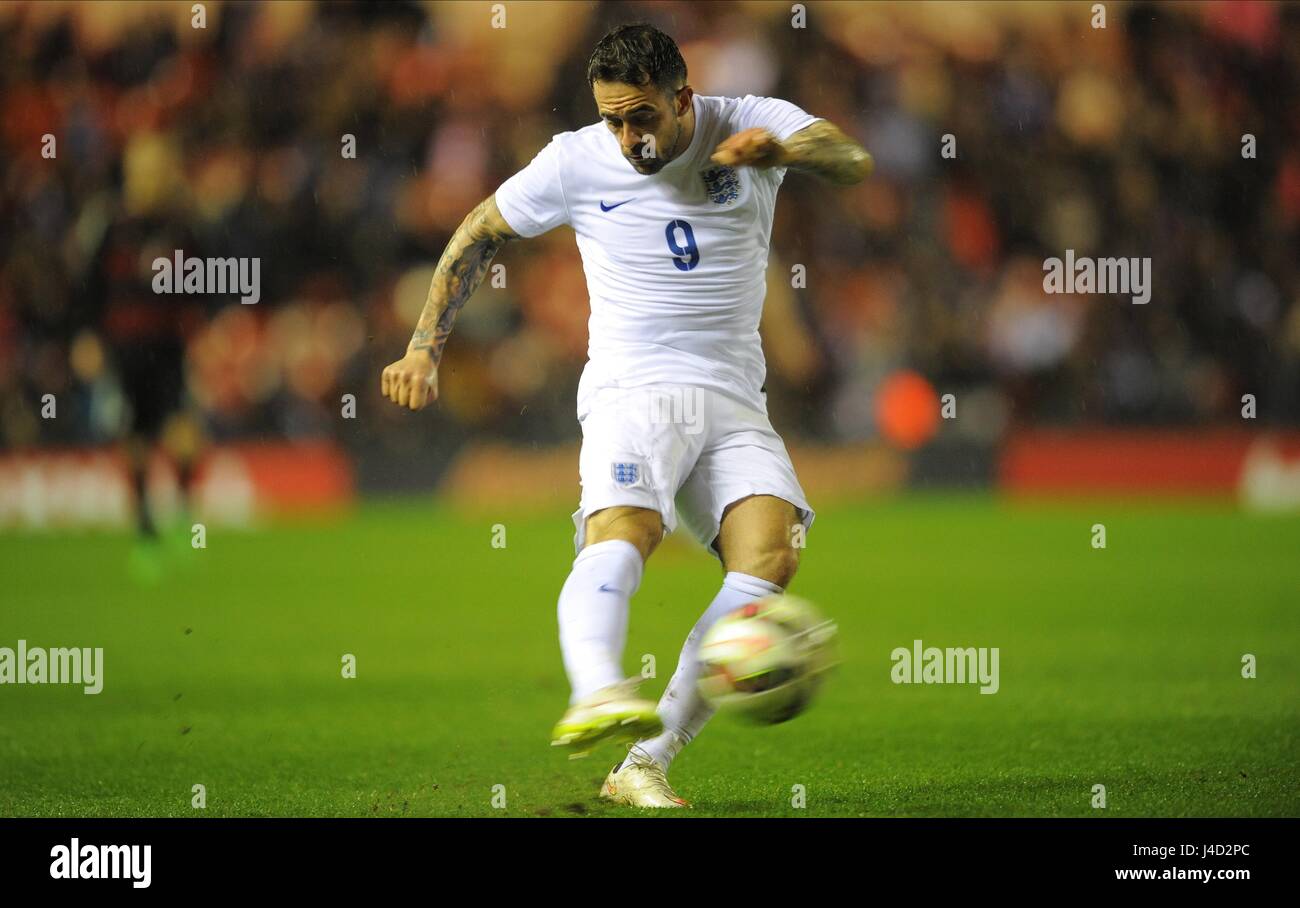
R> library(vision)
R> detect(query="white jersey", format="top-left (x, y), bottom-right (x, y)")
top-left (494, 93), bottom-right (820, 418)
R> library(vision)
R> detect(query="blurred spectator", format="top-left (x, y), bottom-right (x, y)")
top-left (0, 0), bottom-right (1296, 469)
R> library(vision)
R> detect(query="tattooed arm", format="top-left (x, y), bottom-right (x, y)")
top-left (711, 120), bottom-right (873, 186)
top-left (382, 195), bottom-right (519, 411)
top-left (779, 120), bottom-right (873, 184)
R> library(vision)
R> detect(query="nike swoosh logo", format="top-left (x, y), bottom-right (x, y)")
top-left (600, 199), bottom-right (635, 212)
top-left (598, 583), bottom-right (623, 594)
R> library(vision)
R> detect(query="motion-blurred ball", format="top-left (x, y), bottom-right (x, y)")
top-left (696, 595), bottom-right (838, 725)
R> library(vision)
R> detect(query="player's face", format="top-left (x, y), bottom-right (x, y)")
top-left (593, 80), bottom-right (692, 174)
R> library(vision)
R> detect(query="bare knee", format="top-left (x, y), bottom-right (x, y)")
top-left (724, 544), bottom-right (800, 589)
top-left (584, 506), bottom-right (663, 562)
top-left (716, 495), bottom-right (803, 588)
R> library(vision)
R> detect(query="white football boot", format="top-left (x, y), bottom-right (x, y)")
top-left (599, 748), bottom-right (690, 809)
top-left (550, 677), bottom-right (663, 758)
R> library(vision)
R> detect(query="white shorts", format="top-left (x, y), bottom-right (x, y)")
top-left (571, 384), bottom-right (815, 560)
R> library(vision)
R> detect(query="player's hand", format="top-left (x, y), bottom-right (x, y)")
top-left (381, 350), bottom-right (439, 411)
top-left (710, 128), bottom-right (790, 169)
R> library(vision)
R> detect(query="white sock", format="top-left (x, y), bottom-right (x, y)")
top-left (626, 571), bottom-right (784, 770)
top-left (557, 539), bottom-right (644, 703)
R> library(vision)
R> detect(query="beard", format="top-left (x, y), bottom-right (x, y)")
top-left (626, 119), bottom-right (683, 173)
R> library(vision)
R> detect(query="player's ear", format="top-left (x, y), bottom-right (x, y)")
top-left (674, 85), bottom-right (693, 116)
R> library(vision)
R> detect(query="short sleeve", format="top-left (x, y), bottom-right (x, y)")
top-left (494, 136), bottom-right (571, 238)
top-left (734, 95), bottom-right (821, 142)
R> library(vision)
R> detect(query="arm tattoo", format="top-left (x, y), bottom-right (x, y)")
top-left (409, 196), bottom-right (518, 363)
top-left (780, 120), bottom-right (874, 186)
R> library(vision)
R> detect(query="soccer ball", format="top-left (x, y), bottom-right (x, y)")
top-left (696, 594), bottom-right (838, 724)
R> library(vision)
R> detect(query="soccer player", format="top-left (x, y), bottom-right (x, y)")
top-left (382, 23), bottom-right (871, 807)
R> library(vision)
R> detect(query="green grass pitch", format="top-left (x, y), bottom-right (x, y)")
top-left (1, 495), bottom-right (1297, 817)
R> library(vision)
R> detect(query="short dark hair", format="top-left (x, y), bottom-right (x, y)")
top-left (586, 23), bottom-right (687, 94)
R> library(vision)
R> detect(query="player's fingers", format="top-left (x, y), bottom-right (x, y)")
top-left (381, 366), bottom-right (391, 400)
top-left (742, 129), bottom-right (776, 153)
top-left (713, 131), bottom-right (767, 165)
top-left (395, 376), bottom-right (410, 408)
top-left (743, 133), bottom-right (775, 159)
top-left (408, 378), bottom-right (428, 411)
top-left (711, 144), bottom-right (739, 165)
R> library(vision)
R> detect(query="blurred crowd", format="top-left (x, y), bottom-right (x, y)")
top-left (2, 0), bottom-right (1298, 471)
